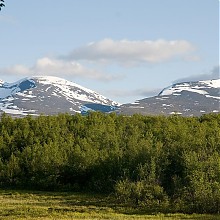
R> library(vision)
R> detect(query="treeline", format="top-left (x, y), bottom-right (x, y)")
top-left (0, 112), bottom-right (220, 213)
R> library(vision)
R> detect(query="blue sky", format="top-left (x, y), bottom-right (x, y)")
top-left (0, 0), bottom-right (219, 103)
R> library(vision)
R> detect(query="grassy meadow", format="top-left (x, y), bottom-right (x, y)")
top-left (0, 190), bottom-right (219, 220)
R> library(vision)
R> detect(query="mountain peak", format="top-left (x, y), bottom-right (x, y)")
top-left (117, 78), bottom-right (220, 117)
top-left (159, 79), bottom-right (220, 97)
top-left (0, 76), bottom-right (118, 116)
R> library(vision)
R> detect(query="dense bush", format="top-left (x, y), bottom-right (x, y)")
top-left (0, 112), bottom-right (220, 213)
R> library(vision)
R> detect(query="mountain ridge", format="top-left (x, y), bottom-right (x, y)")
top-left (0, 76), bottom-right (219, 117)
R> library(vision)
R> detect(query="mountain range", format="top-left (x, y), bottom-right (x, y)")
top-left (0, 76), bottom-right (219, 117)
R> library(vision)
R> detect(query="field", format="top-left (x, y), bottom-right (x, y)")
top-left (0, 190), bottom-right (219, 220)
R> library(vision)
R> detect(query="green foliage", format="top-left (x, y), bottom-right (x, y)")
top-left (115, 178), bottom-right (169, 211)
top-left (0, 112), bottom-right (220, 213)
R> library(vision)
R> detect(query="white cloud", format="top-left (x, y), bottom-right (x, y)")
top-left (0, 57), bottom-right (120, 81)
top-left (63, 38), bottom-right (196, 65)
top-left (0, 39), bottom-right (199, 83)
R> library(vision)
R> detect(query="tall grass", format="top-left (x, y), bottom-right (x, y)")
top-left (0, 190), bottom-right (219, 220)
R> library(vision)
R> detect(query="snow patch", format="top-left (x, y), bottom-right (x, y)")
top-left (159, 79), bottom-right (220, 96)
top-left (33, 76), bottom-right (120, 106)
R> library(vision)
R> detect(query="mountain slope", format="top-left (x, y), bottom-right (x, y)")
top-left (117, 79), bottom-right (220, 116)
top-left (0, 76), bottom-right (118, 116)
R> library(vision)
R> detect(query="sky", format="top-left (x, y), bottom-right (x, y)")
top-left (0, 0), bottom-right (219, 104)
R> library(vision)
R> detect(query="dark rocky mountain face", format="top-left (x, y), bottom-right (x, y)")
top-left (116, 79), bottom-right (220, 116)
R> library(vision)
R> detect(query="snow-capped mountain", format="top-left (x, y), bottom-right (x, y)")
top-left (117, 79), bottom-right (220, 116)
top-left (0, 76), bottom-right (219, 117)
top-left (0, 76), bottom-right (119, 116)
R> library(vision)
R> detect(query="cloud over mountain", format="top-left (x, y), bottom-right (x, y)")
top-left (62, 39), bottom-right (196, 65)
top-left (0, 38), bottom-right (199, 89)
top-left (173, 66), bottom-right (219, 84)
top-left (0, 57), bottom-right (120, 81)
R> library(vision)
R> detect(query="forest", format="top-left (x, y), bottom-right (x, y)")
top-left (0, 112), bottom-right (219, 214)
